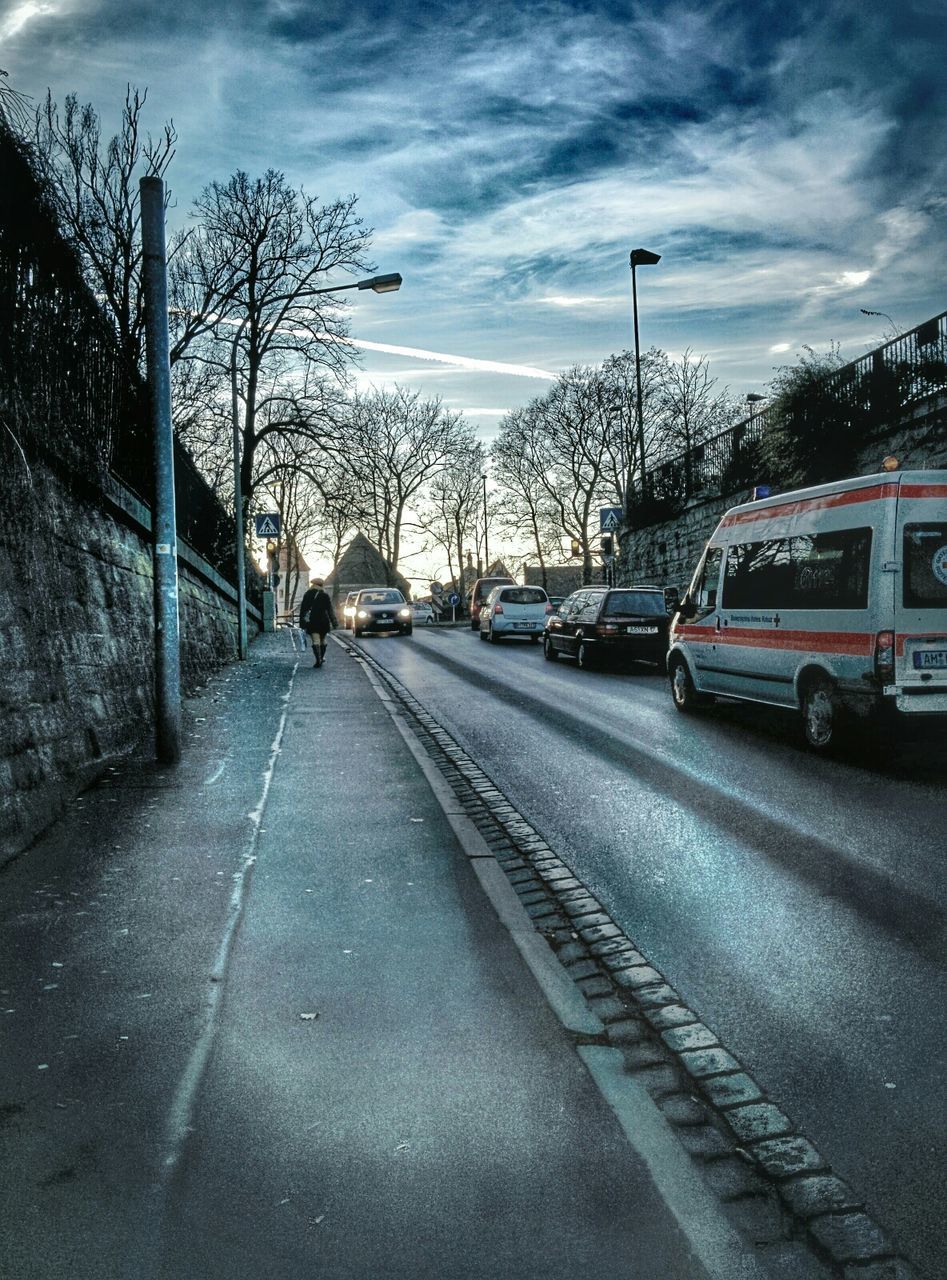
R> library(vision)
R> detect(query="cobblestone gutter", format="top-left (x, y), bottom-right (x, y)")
top-left (342, 637), bottom-right (920, 1280)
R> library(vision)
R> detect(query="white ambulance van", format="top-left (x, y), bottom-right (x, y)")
top-left (666, 469), bottom-right (947, 750)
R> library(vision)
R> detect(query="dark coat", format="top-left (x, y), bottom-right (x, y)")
top-left (299, 588), bottom-right (337, 634)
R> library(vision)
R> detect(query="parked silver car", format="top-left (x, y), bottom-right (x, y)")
top-left (479, 585), bottom-right (551, 643)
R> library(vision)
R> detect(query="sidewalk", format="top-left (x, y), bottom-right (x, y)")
top-left (1, 630), bottom-right (768, 1280)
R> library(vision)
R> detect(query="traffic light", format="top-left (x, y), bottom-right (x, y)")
top-left (570, 538), bottom-right (581, 558)
top-left (265, 539), bottom-right (277, 559)
top-left (601, 535), bottom-right (614, 557)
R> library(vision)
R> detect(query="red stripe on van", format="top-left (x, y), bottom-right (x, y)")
top-left (676, 624), bottom-right (873, 656)
top-left (899, 484), bottom-right (947, 500)
top-left (719, 483), bottom-right (898, 528)
top-left (715, 628), bottom-right (873, 655)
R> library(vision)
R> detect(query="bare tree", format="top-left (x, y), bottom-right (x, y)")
top-left (170, 169), bottom-right (372, 527)
top-left (490, 407), bottom-right (561, 587)
top-left (416, 440), bottom-right (486, 601)
top-left (334, 387), bottom-right (474, 580)
top-left (31, 86), bottom-right (177, 371)
top-left (658, 348), bottom-right (737, 478)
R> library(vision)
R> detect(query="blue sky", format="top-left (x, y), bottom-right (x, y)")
top-left (4, 0), bottom-right (946, 443)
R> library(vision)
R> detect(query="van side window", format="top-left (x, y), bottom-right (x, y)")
top-left (723, 528), bottom-right (872, 609)
top-left (694, 547), bottom-right (723, 612)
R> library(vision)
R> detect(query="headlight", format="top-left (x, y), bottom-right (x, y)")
top-left (399, 608), bottom-right (410, 618)
top-left (357, 610), bottom-right (368, 619)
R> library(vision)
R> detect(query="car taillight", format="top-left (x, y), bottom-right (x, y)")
top-left (595, 623), bottom-right (619, 635)
top-left (545, 603), bottom-right (553, 614)
top-left (493, 603), bottom-right (504, 614)
top-left (874, 630), bottom-right (895, 680)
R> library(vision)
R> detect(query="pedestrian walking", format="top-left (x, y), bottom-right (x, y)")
top-left (298, 578), bottom-right (338, 667)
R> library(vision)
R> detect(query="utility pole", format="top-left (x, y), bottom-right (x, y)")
top-left (140, 177), bottom-right (181, 764)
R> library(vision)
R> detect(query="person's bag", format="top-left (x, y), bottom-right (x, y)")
top-left (300, 609), bottom-right (311, 627)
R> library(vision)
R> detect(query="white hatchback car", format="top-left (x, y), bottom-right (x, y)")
top-left (479, 585), bottom-right (551, 643)
top-left (411, 601), bottom-right (436, 624)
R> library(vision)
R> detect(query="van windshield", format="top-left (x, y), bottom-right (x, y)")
top-left (904, 524), bottom-right (947, 609)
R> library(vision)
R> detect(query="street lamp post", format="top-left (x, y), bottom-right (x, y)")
top-left (629, 248), bottom-right (661, 511)
top-left (481, 471), bottom-right (489, 574)
top-left (229, 272), bottom-right (402, 659)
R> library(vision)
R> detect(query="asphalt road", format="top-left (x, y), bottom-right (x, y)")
top-left (347, 623), bottom-right (947, 1280)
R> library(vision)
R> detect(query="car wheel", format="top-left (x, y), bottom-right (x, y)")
top-left (529, 633), bottom-right (539, 644)
top-left (669, 656), bottom-right (705, 712)
top-left (543, 635), bottom-right (558, 662)
top-left (470, 619), bottom-right (479, 631)
top-left (353, 627), bottom-right (362, 639)
top-left (577, 640), bottom-right (593, 670)
top-left (488, 625), bottom-right (501, 644)
top-left (402, 625), bottom-right (413, 636)
top-left (478, 627), bottom-right (488, 641)
top-left (801, 676), bottom-right (839, 752)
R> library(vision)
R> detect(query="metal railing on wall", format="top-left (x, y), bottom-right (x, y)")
top-left (628, 310), bottom-right (947, 526)
top-left (0, 126), bottom-right (242, 590)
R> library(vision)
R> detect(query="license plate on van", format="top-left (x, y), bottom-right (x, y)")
top-left (626, 625), bottom-right (658, 635)
top-left (914, 650), bottom-right (947, 669)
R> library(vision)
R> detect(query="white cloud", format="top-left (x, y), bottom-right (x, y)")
top-left (540, 294), bottom-right (615, 309)
top-left (2, 0), bottom-right (59, 38)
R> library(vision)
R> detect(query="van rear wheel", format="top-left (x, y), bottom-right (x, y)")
top-left (543, 636), bottom-right (558, 662)
top-left (801, 676), bottom-right (839, 752)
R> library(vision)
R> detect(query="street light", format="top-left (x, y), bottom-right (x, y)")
top-left (629, 248), bottom-right (661, 510)
top-left (230, 270), bottom-right (402, 659)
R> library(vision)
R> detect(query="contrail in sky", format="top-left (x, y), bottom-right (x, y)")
top-left (188, 310), bottom-right (558, 381)
top-left (340, 335), bottom-right (557, 380)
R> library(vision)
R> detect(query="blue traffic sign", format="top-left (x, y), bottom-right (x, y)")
top-left (254, 513), bottom-right (281, 537)
top-left (599, 506), bottom-right (622, 532)
top-left (448, 593), bottom-right (461, 606)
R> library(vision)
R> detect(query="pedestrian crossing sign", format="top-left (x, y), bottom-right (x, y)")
top-left (254, 513), bottom-right (281, 537)
top-left (599, 507), bottom-right (622, 532)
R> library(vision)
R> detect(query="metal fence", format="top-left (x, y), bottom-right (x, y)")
top-left (629, 310), bottom-right (947, 524)
top-left (0, 126), bottom-right (238, 585)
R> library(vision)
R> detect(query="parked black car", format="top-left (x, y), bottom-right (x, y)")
top-left (543, 585), bottom-right (670, 668)
top-left (352, 588), bottom-right (413, 637)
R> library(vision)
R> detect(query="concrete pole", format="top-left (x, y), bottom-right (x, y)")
top-left (230, 324), bottom-right (248, 660)
top-left (140, 177), bottom-right (181, 764)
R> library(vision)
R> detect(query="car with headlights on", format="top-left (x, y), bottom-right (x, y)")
top-left (342, 591), bottom-right (359, 630)
top-left (352, 588), bottom-right (413, 637)
top-left (480, 584), bottom-right (551, 643)
top-left (543, 585), bottom-right (670, 668)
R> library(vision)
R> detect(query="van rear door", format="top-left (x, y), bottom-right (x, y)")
top-left (894, 476), bottom-right (947, 707)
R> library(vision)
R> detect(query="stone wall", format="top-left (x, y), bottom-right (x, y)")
top-left (617, 398), bottom-right (947, 592)
top-left (0, 459), bottom-right (258, 867)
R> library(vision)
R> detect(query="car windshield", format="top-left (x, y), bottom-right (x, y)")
top-left (603, 591), bottom-right (666, 617)
top-left (500, 588), bottom-right (547, 604)
top-left (359, 590), bottom-right (404, 605)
